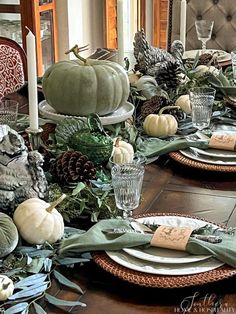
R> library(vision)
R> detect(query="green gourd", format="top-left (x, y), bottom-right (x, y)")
top-left (69, 114), bottom-right (113, 165)
top-left (0, 213), bottom-right (19, 258)
top-left (42, 45), bottom-right (130, 116)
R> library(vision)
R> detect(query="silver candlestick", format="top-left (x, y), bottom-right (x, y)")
top-left (25, 127), bottom-right (43, 151)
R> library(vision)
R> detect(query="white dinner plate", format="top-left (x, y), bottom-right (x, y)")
top-left (136, 215), bottom-right (213, 230)
top-left (180, 148), bottom-right (236, 165)
top-left (123, 247), bottom-right (211, 264)
top-left (39, 100), bottom-right (134, 125)
top-left (190, 146), bottom-right (236, 159)
top-left (183, 49), bottom-right (231, 62)
top-left (123, 215), bottom-right (215, 264)
top-left (106, 251), bottom-right (223, 276)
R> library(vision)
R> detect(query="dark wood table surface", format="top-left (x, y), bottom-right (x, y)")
top-left (44, 157), bottom-right (236, 314)
top-left (9, 91), bottom-right (236, 313)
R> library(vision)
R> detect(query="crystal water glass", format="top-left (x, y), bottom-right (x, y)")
top-left (111, 163), bottom-right (145, 219)
top-left (195, 20), bottom-right (214, 54)
top-left (189, 87), bottom-right (216, 130)
top-left (0, 100), bottom-right (19, 130)
top-left (231, 50), bottom-right (236, 83)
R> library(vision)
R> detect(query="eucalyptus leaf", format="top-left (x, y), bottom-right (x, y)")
top-left (43, 258), bottom-right (52, 272)
top-left (29, 250), bottom-right (53, 258)
top-left (63, 212), bottom-right (71, 222)
top-left (91, 211), bottom-right (100, 222)
top-left (33, 302), bottom-right (47, 314)
top-left (56, 257), bottom-right (90, 265)
top-left (4, 302), bottom-right (28, 314)
top-left (45, 293), bottom-right (86, 308)
top-left (81, 252), bottom-right (92, 259)
top-left (8, 283), bottom-right (48, 300)
top-left (64, 226), bottom-right (85, 235)
top-left (97, 198), bottom-right (103, 208)
top-left (72, 182), bottom-right (86, 195)
top-left (4, 268), bottom-right (23, 277)
top-left (53, 270), bottom-right (84, 294)
top-left (14, 246), bottom-right (37, 254)
top-left (79, 199), bottom-right (86, 212)
top-left (14, 274), bottom-right (47, 289)
top-left (26, 255), bottom-right (32, 265)
top-left (192, 51), bottom-right (200, 69)
top-left (14, 247), bottom-right (53, 258)
top-left (26, 257), bottom-right (45, 274)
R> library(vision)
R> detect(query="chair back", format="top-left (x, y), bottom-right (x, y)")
top-left (0, 36), bottom-right (27, 100)
top-left (167, 0), bottom-right (236, 52)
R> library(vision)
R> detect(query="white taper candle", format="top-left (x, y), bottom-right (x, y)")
top-left (26, 27), bottom-right (39, 130)
top-left (117, 0), bottom-right (124, 66)
top-left (180, 0), bottom-right (187, 50)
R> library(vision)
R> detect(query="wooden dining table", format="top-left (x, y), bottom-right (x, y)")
top-left (42, 155), bottom-right (236, 314)
top-left (7, 90), bottom-right (236, 313)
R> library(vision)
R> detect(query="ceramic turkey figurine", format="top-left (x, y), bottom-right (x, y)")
top-left (0, 125), bottom-right (48, 212)
top-left (133, 28), bottom-right (184, 88)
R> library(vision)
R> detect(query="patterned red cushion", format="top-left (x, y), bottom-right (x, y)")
top-left (0, 44), bottom-right (25, 100)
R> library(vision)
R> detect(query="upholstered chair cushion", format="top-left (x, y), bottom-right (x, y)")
top-left (168, 0), bottom-right (236, 52)
top-left (0, 42), bottom-right (26, 100)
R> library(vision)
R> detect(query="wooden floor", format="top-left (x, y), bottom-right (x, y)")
top-left (44, 155), bottom-right (236, 313)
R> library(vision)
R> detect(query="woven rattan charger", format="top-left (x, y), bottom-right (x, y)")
top-left (169, 151), bottom-right (236, 172)
top-left (92, 213), bottom-right (236, 288)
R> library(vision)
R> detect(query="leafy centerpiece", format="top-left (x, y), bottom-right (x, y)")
top-left (1, 31), bottom-right (236, 312)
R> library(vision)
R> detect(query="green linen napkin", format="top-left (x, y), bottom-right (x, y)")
top-left (136, 137), bottom-right (209, 158)
top-left (59, 219), bottom-right (236, 268)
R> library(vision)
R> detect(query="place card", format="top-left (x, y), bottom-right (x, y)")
top-left (150, 225), bottom-right (193, 251)
top-left (209, 133), bottom-right (236, 151)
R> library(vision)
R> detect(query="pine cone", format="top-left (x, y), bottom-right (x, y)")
top-left (165, 107), bottom-right (185, 121)
top-left (141, 95), bottom-right (173, 119)
top-left (53, 151), bottom-right (96, 184)
top-left (155, 61), bottom-right (182, 89)
top-left (198, 53), bottom-right (219, 67)
top-left (41, 123), bottom-right (56, 145)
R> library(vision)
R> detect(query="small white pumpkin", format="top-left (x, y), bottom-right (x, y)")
top-left (175, 95), bottom-right (191, 114)
top-left (195, 65), bottom-right (220, 76)
top-left (13, 195), bottom-right (66, 245)
top-left (0, 275), bottom-right (14, 301)
top-left (143, 106), bottom-right (178, 137)
top-left (112, 138), bottom-right (134, 164)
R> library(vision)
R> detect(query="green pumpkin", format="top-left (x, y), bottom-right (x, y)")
top-left (0, 213), bottom-right (19, 257)
top-left (42, 57), bottom-right (130, 116)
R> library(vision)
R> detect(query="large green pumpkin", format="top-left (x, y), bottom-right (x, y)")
top-left (42, 58), bottom-right (130, 116)
top-left (0, 213), bottom-right (19, 258)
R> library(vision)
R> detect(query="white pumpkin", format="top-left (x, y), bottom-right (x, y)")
top-left (0, 275), bottom-right (14, 301)
top-left (175, 95), bottom-right (191, 114)
top-left (195, 65), bottom-right (219, 76)
top-left (13, 195), bottom-right (66, 245)
top-left (112, 138), bottom-right (134, 164)
top-left (143, 106), bottom-right (178, 137)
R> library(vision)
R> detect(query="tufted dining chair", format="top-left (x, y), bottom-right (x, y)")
top-left (167, 0), bottom-right (236, 52)
top-left (0, 36), bottom-right (27, 100)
